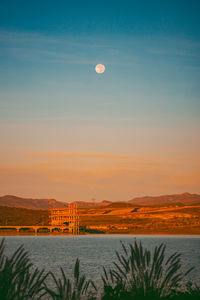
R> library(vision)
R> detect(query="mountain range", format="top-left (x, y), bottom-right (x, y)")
top-left (128, 192), bottom-right (200, 206)
top-left (0, 192), bottom-right (200, 210)
top-left (0, 195), bottom-right (67, 210)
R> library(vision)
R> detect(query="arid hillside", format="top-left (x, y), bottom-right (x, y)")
top-left (0, 195), bottom-right (67, 210)
top-left (128, 192), bottom-right (200, 206)
top-left (1, 193), bottom-right (200, 234)
top-left (1, 192), bottom-right (200, 210)
top-left (79, 203), bottom-right (200, 234)
top-left (0, 206), bottom-right (49, 226)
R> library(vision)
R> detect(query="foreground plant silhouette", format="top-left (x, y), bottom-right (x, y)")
top-left (101, 241), bottom-right (196, 300)
top-left (0, 238), bottom-right (199, 300)
top-left (44, 258), bottom-right (97, 300)
top-left (0, 239), bottom-right (47, 300)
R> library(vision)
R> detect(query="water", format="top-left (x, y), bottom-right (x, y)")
top-left (2, 235), bottom-right (200, 288)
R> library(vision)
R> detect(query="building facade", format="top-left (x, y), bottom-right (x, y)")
top-left (49, 207), bottom-right (69, 226)
top-left (49, 203), bottom-right (79, 234)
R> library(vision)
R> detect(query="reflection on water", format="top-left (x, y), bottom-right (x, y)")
top-left (3, 235), bottom-right (200, 287)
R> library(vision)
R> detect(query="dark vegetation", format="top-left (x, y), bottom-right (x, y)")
top-left (85, 228), bottom-right (105, 234)
top-left (102, 210), bottom-right (112, 214)
top-left (131, 208), bottom-right (139, 213)
top-left (0, 239), bottom-right (47, 300)
top-left (0, 239), bottom-right (199, 300)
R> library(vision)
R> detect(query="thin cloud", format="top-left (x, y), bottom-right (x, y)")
top-left (0, 30), bottom-right (112, 49)
top-left (0, 30), bottom-right (114, 66)
top-left (1, 163), bottom-right (199, 201)
top-left (147, 37), bottom-right (200, 59)
top-left (25, 152), bottom-right (133, 159)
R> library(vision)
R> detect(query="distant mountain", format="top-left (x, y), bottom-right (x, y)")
top-left (128, 193), bottom-right (200, 206)
top-left (0, 195), bottom-right (112, 210)
top-left (1, 192), bottom-right (199, 210)
top-left (0, 195), bottom-right (68, 210)
top-left (74, 201), bottom-right (95, 208)
top-left (98, 200), bottom-right (112, 206)
top-left (74, 200), bottom-right (112, 208)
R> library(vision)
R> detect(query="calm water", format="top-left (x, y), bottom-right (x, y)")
top-left (2, 235), bottom-right (200, 287)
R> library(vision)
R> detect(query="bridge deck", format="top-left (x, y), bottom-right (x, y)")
top-left (0, 225), bottom-right (67, 232)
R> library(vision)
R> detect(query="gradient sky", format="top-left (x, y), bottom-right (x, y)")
top-left (0, 0), bottom-right (199, 202)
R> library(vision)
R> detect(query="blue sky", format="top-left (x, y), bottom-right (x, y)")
top-left (0, 0), bottom-right (199, 201)
top-left (0, 0), bottom-right (200, 37)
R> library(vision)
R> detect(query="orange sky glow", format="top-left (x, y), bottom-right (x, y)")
top-left (0, 5), bottom-right (199, 202)
top-left (0, 147), bottom-right (199, 202)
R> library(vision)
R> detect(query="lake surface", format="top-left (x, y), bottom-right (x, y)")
top-left (2, 235), bottom-right (200, 287)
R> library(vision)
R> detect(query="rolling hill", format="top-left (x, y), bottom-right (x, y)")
top-left (0, 206), bottom-right (49, 226)
top-left (0, 195), bottom-right (68, 210)
top-left (128, 192), bottom-right (200, 206)
top-left (0, 193), bottom-right (200, 211)
top-left (75, 200), bottom-right (112, 208)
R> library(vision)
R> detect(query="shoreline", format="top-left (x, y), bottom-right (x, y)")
top-left (0, 232), bottom-right (200, 236)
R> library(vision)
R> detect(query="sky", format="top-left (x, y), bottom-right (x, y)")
top-left (0, 0), bottom-right (199, 202)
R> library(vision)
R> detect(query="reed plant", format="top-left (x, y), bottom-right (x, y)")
top-left (44, 258), bottom-right (97, 300)
top-left (0, 238), bottom-right (47, 300)
top-left (101, 241), bottom-right (196, 299)
top-left (0, 238), bottom-right (199, 300)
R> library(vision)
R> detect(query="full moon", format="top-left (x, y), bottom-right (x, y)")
top-left (95, 64), bottom-right (105, 74)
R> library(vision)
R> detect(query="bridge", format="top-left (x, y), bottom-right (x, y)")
top-left (0, 225), bottom-right (68, 233)
top-left (0, 204), bottom-right (80, 235)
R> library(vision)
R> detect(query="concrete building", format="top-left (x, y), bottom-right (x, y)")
top-left (49, 203), bottom-right (79, 234)
top-left (49, 207), bottom-right (69, 226)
